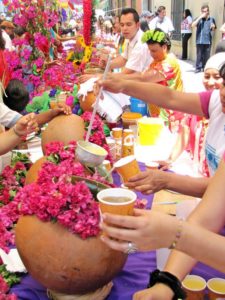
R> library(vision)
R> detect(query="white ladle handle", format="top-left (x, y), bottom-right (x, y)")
top-left (85, 55), bottom-right (111, 142)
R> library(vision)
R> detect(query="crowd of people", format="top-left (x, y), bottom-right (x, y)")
top-left (0, 3), bottom-right (225, 300)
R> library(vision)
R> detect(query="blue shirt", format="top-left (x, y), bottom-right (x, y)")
top-left (196, 17), bottom-right (216, 45)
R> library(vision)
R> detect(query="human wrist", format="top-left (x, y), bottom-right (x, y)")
top-left (12, 124), bottom-right (25, 139)
top-left (148, 269), bottom-right (186, 300)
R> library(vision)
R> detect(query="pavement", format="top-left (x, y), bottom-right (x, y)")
top-left (178, 59), bottom-right (205, 92)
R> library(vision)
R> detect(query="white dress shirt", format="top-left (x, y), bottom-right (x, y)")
top-left (149, 16), bottom-right (174, 34)
top-left (121, 29), bottom-right (151, 72)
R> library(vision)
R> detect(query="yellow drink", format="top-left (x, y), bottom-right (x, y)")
top-left (183, 277), bottom-right (206, 290)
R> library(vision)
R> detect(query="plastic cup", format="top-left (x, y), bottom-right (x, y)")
top-left (112, 128), bottom-right (123, 139)
top-left (114, 155), bottom-right (140, 183)
top-left (138, 117), bottom-right (163, 146)
top-left (97, 188), bottom-right (136, 216)
top-left (207, 278), bottom-right (225, 300)
top-left (145, 161), bottom-right (159, 170)
top-left (50, 100), bottom-right (58, 109)
top-left (182, 275), bottom-right (206, 300)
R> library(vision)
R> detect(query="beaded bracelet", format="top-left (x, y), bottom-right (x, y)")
top-left (169, 219), bottom-right (183, 249)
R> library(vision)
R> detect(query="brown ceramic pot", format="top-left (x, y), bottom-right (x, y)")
top-left (79, 92), bottom-right (96, 112)
top-left (16, 216), bottom-right (127, 294)
top-left (41, 114), bottom-right (85, 154)
top-left (25, 156), bottom-right (46, 184)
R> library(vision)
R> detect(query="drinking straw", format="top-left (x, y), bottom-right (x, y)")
top-left (85, 55), bottom-right (111, 141)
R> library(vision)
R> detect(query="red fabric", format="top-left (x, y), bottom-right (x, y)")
top-left (0, 49), bottom-right (11, 88)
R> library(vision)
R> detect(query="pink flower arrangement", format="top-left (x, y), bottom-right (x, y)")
top-left (15, 141), bottom-right (111, 239)
top-left (82, 111), bottom-right (112, 162)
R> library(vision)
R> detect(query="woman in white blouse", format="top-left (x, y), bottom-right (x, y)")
top-left (181, 9), bottom-right (192, 60)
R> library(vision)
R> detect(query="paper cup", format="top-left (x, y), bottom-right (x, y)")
top-left (145, 161), bottom-right (159, 170)
top-left (182, 275), bottom-right (206, 300)
top-left (122, 129), bottom-right (134, 144)
top-left (97, 188), bottom-right (136, 216)
top-left (207, 278), bottom-right (225, 300)
top-left (114, 155), bottom-right (140, 183)
top-left (103, 160), bottom-right (111, 172)
top-left (122, 142), bottom-right (134, 157)
top-left (112, 128), bottom-right (123, 139)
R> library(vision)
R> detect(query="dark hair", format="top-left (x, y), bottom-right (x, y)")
top-left (14, 26), bottom-right (26, 37)
top-left (140, 19), bottom-right (150, 32)
top-left (215, 40), bottom-right (225, 54)
top-left (120, 8), bottom-right (139, 23)
top-left (184, 9), bottom-right (192, 18)
top-left (0, 29), bottom-right (5, 50)
top-left (219, 62), bottom-right (225, 80)
top-left (145, 28), bottom-right (171, 50)
top-left (157, 6), bottom-right (166, 13)
top-left (3, 79), bottom-right (29, 113)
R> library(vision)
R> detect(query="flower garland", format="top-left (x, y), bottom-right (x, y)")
top-left (83, 0), bottom-right (92, 45)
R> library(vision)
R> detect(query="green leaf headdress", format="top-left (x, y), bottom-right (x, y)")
top-left (141, 30), bottom-right (166, 44)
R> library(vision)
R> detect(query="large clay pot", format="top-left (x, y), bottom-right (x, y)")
top-left (79, 92), bottom-right (96, 112)
top-left (41, 114), bottom-right (85, 154)
top-left (25, 156), bottom-right (46, 184)
top-left (16, 215), bottom-right (127, 294)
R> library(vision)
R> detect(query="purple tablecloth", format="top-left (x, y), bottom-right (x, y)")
top-left (10, 162), bottom-right (225, 299)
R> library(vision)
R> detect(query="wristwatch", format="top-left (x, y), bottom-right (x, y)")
top-left (147, 269), bottom-right (187, 300)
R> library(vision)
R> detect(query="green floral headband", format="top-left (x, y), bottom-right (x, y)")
top-left (141, 30), bottom-right (166, 43)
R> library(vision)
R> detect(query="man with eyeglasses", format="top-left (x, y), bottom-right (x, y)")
top-left (192, 4), bottom-right (216, 73)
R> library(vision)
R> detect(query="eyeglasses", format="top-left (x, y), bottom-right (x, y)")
top-left (202, 10), bottom-right (209, 13)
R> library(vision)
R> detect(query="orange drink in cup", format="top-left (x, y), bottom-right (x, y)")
top-left (50, 100), bottom-right (58, 109)
top-left (182, 275), bottom-right (206, 300)
top-left (114, 155), bottom-right (140, 183)
top-left (112, 128), bottom-right (123, 140)
top-left (97, 188), bottom-right (136, 216)
top-left (207, 278), bottom-right (225, 300)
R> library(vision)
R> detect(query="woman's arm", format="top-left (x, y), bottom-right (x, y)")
top-left (126, 168), bottom-right (209, 197)
top-left (0, 114), bottom-right (38, 155)
top-left (35, 103), bottom-right (71, 126)
top-left (99, 78), bottom-right (204, 116)
top-left (163, 158), bottom-right (225, 278)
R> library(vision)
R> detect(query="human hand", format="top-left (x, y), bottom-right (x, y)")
top-left (52, 102), bottom-right (72, 115)
top-left (96, 76), bottom-right (125, 94)
top-left (210, 23), bottom-right (216, 30)
top-left (15, 113), bottom-right (39, 138)
top-left (155, 160), bottom-right (172, 171)
top-left (125, 170), bottom-right (168, 194)
top-left (100, 209), bottom-right (176, 252)
top-left (200, 12), bottom-right (207, 19)
top-left (79, 74), bottom-right (95, 84)
top-left (133, 284), bottom-right (174, 300)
